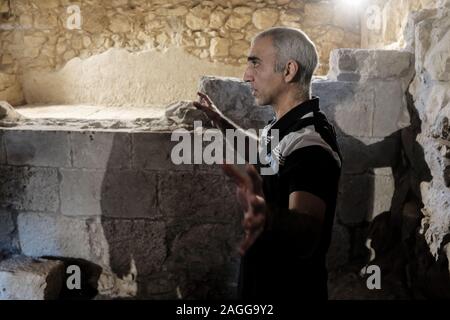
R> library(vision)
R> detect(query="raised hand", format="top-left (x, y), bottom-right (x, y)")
top-left (192, 92), bottom-right (224, 128)
top-left (222, 163), bottom-right (267, 256)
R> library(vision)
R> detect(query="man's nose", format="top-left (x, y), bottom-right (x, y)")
top-left (243, 68), bottom-right (253, 83)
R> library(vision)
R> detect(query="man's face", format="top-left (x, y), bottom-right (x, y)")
top-left (243, 36), bottom-right (284, 107)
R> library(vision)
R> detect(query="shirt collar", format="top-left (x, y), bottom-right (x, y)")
top-left (268, 96), bottom-right (320, 136)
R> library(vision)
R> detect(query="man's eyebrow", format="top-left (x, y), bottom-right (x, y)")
top-left (247, 56), bottom-right (261, 62)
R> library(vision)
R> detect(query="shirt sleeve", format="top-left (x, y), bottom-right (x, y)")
top-left (283, 145), bottom-right (340, 204)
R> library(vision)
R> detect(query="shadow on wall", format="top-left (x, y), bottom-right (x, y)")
top-left (325, 89), bottom-right (450, 299)
top-left (99, 131), bottom-right (243, 299)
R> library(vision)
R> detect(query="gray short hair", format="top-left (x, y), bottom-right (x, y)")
top-left (254, 27), bottom-right (318, 97)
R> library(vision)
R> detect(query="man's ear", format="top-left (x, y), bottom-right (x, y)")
top-left (284, 60), bottom-right (300, 83)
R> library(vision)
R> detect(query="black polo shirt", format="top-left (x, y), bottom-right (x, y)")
top-left (238, 97), bottom-right (342, 300)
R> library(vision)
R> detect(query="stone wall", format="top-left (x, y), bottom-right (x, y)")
top-left (361, 0), bottom-right (440, 49)
top-left (0, 0), bottom-right (361, 106)
top-left (0, 125), bottom-right (243, 299)
top-left (408, 1), bottom-right (450, 262)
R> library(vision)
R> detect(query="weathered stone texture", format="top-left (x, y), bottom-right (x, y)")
top-left (0, 0), bottom-right (362, 107)
top-left (0, 255), bottom-right (64, 300)
top-left (408, 4), bottom-right (450, 258)
top-left (0, 166), bottom-right (59, 212)
top-left (70, 131), bottom-right (131, 169)
top-left (4, 130), bottom-right (71, 167)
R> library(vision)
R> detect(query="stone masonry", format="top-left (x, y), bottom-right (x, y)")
top-left (0, 0), bottom-right (361, 106)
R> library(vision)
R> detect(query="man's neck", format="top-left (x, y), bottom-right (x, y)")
top-left (273, 92), bottom-right (310, 120)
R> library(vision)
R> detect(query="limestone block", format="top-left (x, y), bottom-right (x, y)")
top-left (0, 166), bottom-right (59, 213)
top-left (23, 34), bottom-right (47, 49)
top-left (132, 131), bottom-right (193, 171)
top-left (312, 80), bottom-right (374, 137)
top-left (34, 11), bottom-right (58, 29)
top-left (252, 8), bottom-right (279, 30)
top-left (210, 37), bottom-right (231, 58)
top-left (60, 168), bottom-right (158, 218)
top-left (328, 49), bottom-right (414, 82)
top-left (0, 255), bottom-right (64, 300)
top-left (372, 80), bottom-right (411, 137)
top-left (186, 12), bottom-right (209, 30)
top-left (101, 219), bottom-right (166, 276)
top-left (4, 130), bottom-right (71, 167)
top-left (17, 213), bottom-right (109, 266)
top-left (210, 10), bottom-right (227, 29)
top-left (226, 13), bottom-right (251, 30)
top-left (59, 169), bottom-right (104, 216)
top-left (336, 173), bottom-right (374, 225)
top-left (71, 131), bottom-right (131, 169)
top-left (159, 171), bottom-right (240, 223)
top-left (194, 37), bottom-right (208, 47)
top-left (100, 169), bottom-right (156, 215)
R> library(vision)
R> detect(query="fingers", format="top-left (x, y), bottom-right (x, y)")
top-left (246, 164), bottom-right (264, 196)
top-left (193, 92), bottom-right (213, 112)
top-left (192, 101), bottom-right (211, 114)
top-left (197, 92), bottom-right (212, 107)
top-left (242, 210), bottom-right (265, 230)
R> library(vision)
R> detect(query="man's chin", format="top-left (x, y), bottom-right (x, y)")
top-left (254, 97), bottom-right (266, 107)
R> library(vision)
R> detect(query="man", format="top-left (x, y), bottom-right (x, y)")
top-left (194, 27), bottom-right (342, 300)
